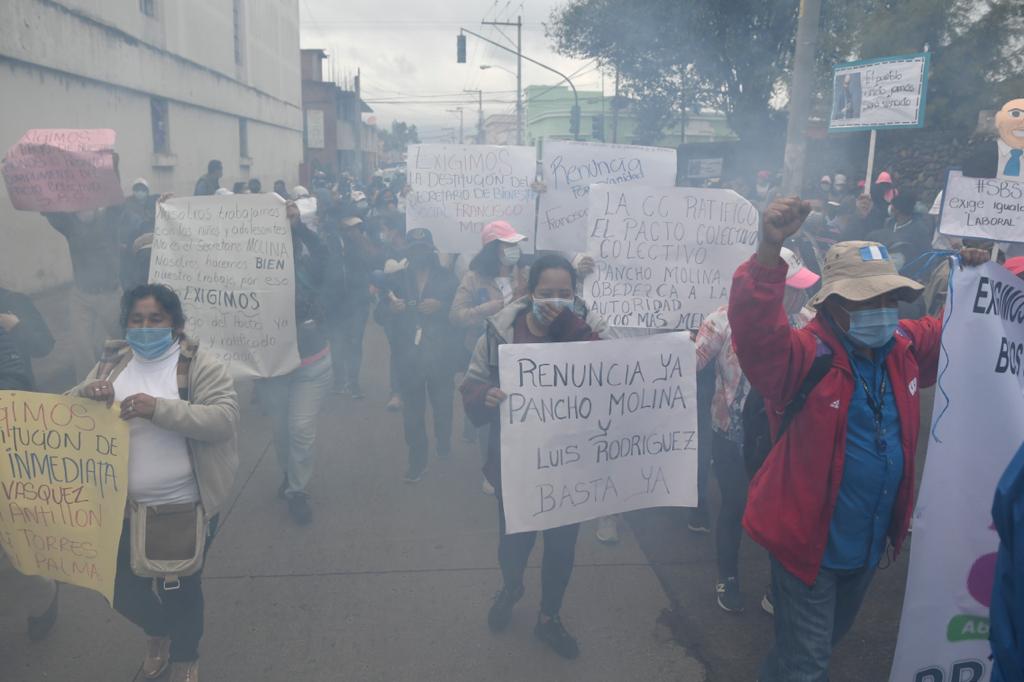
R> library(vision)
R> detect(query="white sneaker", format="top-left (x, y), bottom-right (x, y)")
top-left (761, 591), bottom-right (774, 616)
top-left (595, 516), bottom-right (619, 544)
top-left (482, 478), bottom-right (495, 495)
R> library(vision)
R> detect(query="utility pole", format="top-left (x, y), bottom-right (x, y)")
top-left (611, 68), bottom-right (620, 144)
top-left (482, 16), bottom-right (523, 145)
top-left (446, 108), bottom-right (465, 144)
top-left (464, 90), bottom-right (484, 143)
top-left (781, 0), bottom-right (822, 196)
top-left (353, 68), bottom-right (363, 182)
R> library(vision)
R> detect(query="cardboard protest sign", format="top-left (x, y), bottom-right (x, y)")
top-left (498, 333), bottom-right (698, 534)
top-left (150, 194), bottom-right (300, 378)
top-left (829, 53), bottom-right (929, 131)
top-left (405, 144), bottom-right (536, 255)
top-left (0, 392), bottom-right (130, 604)
top-left (938, 169), bottom-right (1024, 243)
top-left (536, 140), bottom-right (677, 253)
top-left (889, 262), bottom-right (1024, 682)
top-left (1, 129), bottom-right (124, 212)
top-left (584, 185), bottom-right (758, 330)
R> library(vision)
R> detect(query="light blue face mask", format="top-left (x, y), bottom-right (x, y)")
top-left (843, 306), bottom-right (899, 349)
top-left (532, 297), bottom-right (574, 323)
top-left (126, 327), bottom-right (175, 359)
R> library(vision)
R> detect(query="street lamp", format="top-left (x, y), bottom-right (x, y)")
top-left (479, 64), bottom-right (517, 77)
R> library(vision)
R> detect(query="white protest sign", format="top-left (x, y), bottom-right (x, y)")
top-left (829, 53), bottom-right (929, 131)
top-left (938, 169), bottom-right (1024, 244)
top-left (889, 262), bottom-right (1024, 682)
top-left (150, 194), bottom-right (300, 378)
top-left (537, 140), bottom-right (678, 253)
top-left (498, 333), bottom-right (698, 534)
top-left (405, 144), bottom-right (536, 255)
top-left (584, 185), bottom-right (758, 330)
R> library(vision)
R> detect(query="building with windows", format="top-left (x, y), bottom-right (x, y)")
top-left (524, 85), bottom-right (736, 148)
top-left (483, 114), bottom-right (519, 146)
top-left (0, 0), bottom-right (303, 292)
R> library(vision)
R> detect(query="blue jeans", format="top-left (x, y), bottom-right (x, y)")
top-left (256, 353), bottom-right (333, 496)
top-left (759, 555), bottom-right (876, 682)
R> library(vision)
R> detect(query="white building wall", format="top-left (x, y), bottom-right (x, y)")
top-left (0, 0), bottom-right (302, 293)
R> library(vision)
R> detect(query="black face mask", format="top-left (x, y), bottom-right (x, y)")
top-left (409, 252), bottom-right (434, 269)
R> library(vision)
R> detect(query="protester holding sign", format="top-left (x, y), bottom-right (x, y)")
top-left (460, 254), bottom-right (608, 660)
top-left (694, 247), bottom-right (818, 614)
top-left (254, 202), bottom-right (332, 525)
top-left (71, 283), bottom-right (239, 682)
top-left (991, 443), bottom-right (1024, 682)
top-left (379, 228), bottom-right (459, 483)
top-left (729, 196), bottom-right (989, 680)
top-left (450, 220), bottom-right (529, 493)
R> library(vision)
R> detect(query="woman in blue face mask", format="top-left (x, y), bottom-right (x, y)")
top-left (73, 284), bottom-right (238, 682)
top-left (459, 254), bottom-right (608, 661)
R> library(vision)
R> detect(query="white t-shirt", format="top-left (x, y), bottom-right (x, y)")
top-left (113, 344), bottom-right (199, 505)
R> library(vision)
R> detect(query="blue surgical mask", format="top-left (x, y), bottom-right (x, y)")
top-left (532, 297), bottom-right (574, 323)
top-left (126, 327), bottom-right (175, 359)
top-left (842, 306), bottom-right (899, 349)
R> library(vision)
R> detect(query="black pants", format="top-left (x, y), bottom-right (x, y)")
top-left (695, 363), bottom-right (716, 515)
top-left (329, 301), bottom-right (370, 390)
top-left (496, 489), bottom-right (580, 616)
top-left (401, 365), bottom-right (454, 472)
top-left (112, 515), bottom-right (217, 663)
top-left (712, 431), bottom-right (748, 580)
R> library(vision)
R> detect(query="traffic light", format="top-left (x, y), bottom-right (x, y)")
top-left (570, 104), bottom-right (581, 139)
top-left (591, 114), bottom-right (605, 141)
top-left (457, 35), bottom-right (467, 63)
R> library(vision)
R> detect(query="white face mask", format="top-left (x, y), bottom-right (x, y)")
top-left (133, 189), bottom-right (148, 201)
top-left (499, 245), bottom-right (521, 266)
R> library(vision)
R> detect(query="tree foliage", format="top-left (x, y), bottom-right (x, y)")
top-left (380, 120), bottom-right (420, 153)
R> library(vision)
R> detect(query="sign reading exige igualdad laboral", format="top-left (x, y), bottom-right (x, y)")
top-left (0, 392), bottom-right (130, 604)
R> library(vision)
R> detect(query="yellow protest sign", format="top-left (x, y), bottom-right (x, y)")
top-left (0, 391), bottom-right (129, 603)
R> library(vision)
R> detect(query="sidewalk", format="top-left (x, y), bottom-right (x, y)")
top-left (0, 325), bottom-right (705, 681)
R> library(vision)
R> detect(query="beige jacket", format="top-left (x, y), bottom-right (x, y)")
top-left (69, 338), bottom-right (240, 519)
top-left (450, 267), bottom-right (528, 351)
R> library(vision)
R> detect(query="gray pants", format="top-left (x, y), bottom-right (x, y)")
top-left (256, 353), bottom-right (333, 496)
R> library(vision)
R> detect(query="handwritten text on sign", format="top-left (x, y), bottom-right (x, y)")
top-left (406, 144), bottom-right (536, 255)
top-left (1, 129), bottom-right (125, 212)
top-left (150, 195), bottom-right (300, 378)
top-left (536, 140), bottom-right (677, 253)
top-left (499, 333), bottom-right (698, 534)
top-left (829, 53), bottom-right (928, 130)
top-left (585, 185), bottom-right (758, 330)
top-left (0, 392), bottom-right (129, 604)
top-left (938, 169), bottom-right (1024, 244)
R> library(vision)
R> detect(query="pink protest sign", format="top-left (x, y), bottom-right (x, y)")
top-left (1, 129), bottom-right (124, 212)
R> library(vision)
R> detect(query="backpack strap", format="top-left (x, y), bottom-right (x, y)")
top-left (774, 337), bottom-right (833, 442)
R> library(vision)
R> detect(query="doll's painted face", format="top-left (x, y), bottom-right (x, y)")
top-left (995, 99), bottom-right (1024, 149)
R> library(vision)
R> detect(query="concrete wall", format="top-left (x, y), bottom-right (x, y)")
top-left (0, 0), bottom-right (302, 293)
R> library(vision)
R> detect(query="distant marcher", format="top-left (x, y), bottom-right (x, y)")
top-left (247, 178), bottom-right (262, 194)
top-left (42, 208), bottom-right (123, 379)
top-left (869, 192), bottom-right (933, 268)
top-left (461, 254), bottom-right (607, 659)
top-left (329, 214), bottom-right (376, 398)
top-left (73, 283), bottom-right (239, 682)
top-left (0, 285), bottom-right (55, 389)
top-left (193, 160), bottom-right (222, 196)
top-left (373, 211), bottom-right (408, 411)
top-left (273, 180), bottom-right (290, 200)
top-left (450, 220), bottom-right (528, 494)
top-left (380, 228), bottom-right (458, 482)
top-left (255, 202), bottom-right (331, 525)
top-left (231, 181), bottom-right (248, 195)
top-left (118, 178), bottom-right (157, 291)
top-left (841, 193), bottom-right (877, 241)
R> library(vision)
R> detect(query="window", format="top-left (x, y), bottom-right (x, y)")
top-left (233, 0), bottom-right (244, 65)
top-left (139, 0), bottom-right (156, 17)
top-left (239, 118), bottom-right (249, 158)
top-left (150, 98), bottom-right (170, 154)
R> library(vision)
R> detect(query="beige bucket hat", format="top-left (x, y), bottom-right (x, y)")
top-left (808, 241), bottom-right (924, 308)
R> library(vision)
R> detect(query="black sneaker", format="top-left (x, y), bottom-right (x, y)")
top-left (534, 614), bottom-right (579, 659)
top-left (403, 466), bottom-right (426, 484)
top-left (287, 493), bottom-right (313, 525)
top-left (687, 508), bottom-right (711, 534)
top-left (716, 577), bottom-right (745, 613)
top-left (487, 585), bottom-right (524, 632)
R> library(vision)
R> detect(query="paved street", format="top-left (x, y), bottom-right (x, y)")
top-left (0, 323), bottom-right (705, 682)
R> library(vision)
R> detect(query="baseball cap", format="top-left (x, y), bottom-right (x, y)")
top-left (1005, 256), bottom-right (1024, 277)
top-left (780, 247), bottom-right (820, 289)
top-left (131, 177), bottom-right (150, 191)
top-left (820, 175), bottom-right (832, 185)
top-left (808, 241), bottom-right (923, 308)
top-left (405, 228), bottom-right (436, 250)
top-left (834, 174), bottom-right (847, 187)
top-left (481, 220), bottom-right (528, 245)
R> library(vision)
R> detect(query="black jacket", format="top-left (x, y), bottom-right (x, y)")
top-left (378, 261), bottom-right (459, 376)
top-left (0, 328), bottom-right (33, 391)
top-left (291, 222), bottom-right (329, 359)
top-left (0, 288), bottom-right (54, 389)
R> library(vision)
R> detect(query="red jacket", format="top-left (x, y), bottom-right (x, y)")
top-left (728, 256), bottom-right (941, 585)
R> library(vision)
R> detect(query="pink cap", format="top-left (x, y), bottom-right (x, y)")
top-left (481, 220), bottom-right (528, 245)
top-left (820, 175), bottom-right (832, 184)
top-left (875, 171), bottom-right (893, 185)
top-left (757, 170), bottom-right (772, 180)
top-left (781, 247), bottom-right (820, 289)
top-left (1005, 256), bottom-right (1024, 277)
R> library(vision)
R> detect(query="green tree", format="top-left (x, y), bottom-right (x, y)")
top-left (380, 120), bottom-right (420, 153)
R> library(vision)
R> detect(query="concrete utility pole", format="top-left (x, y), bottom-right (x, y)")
top-left (781, 0), bottom-right (821, 196)
top-left (464, 89), bottom-right (484, 143)
top-left (447, 108), bottom-right (465, 144)
top-left (354, 68), bottom-right (364, 182)
top-left (480, 16), bottom-right (523, 145)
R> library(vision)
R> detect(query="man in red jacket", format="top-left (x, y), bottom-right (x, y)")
top-left (729, 197), bottom-right (988, 681)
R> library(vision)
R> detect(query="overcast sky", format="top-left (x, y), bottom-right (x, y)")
top-left (299, 0), bottom-right (602, 140)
